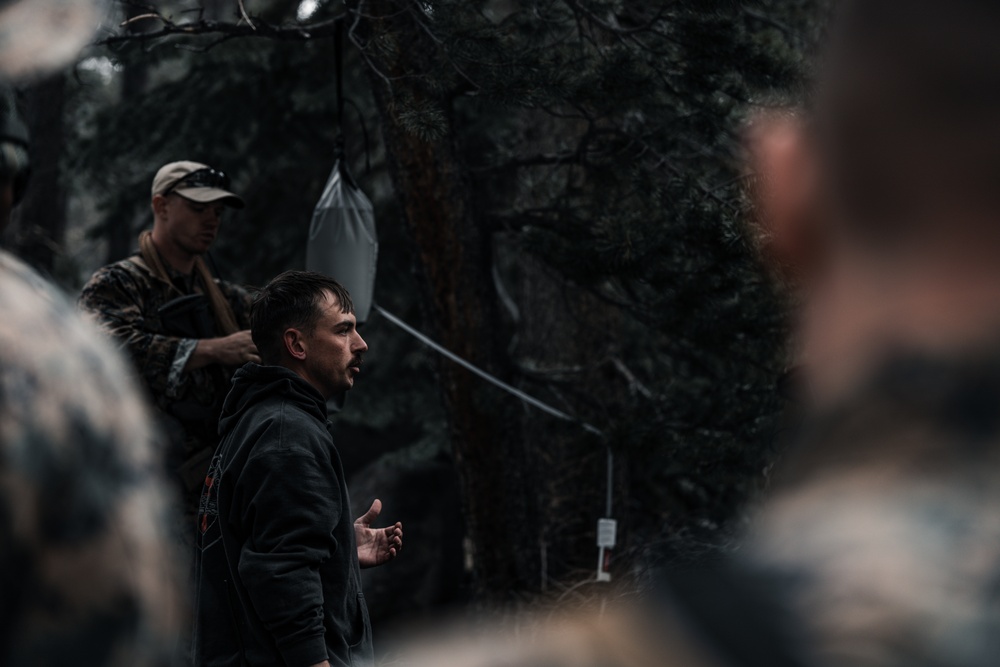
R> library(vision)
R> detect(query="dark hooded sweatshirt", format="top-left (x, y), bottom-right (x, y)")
top-left (192, 364), bottom-right (372, 667)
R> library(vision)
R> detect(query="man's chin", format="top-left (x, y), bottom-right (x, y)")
top-left (179, 244), bottom-right (211, 257)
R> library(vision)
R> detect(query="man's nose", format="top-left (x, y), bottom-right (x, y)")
top-left (352, 332), bottom-right (368, 354)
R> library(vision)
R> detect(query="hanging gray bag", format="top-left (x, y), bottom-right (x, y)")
top-left (305, 158), bottom-right (377, 322)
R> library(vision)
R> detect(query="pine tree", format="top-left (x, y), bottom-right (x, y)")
top-left (350, 0), bottom-right (818, 590)
top-left (73, 0), bottom-right (820, 599)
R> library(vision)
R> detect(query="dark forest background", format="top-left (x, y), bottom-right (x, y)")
top-left (3, 0), bottom-right (821, 627)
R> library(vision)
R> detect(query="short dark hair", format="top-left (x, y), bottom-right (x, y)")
top-left (817, 0), bottom-right (1000, 235)
top-left (251, 271), bottom-right (355, 365)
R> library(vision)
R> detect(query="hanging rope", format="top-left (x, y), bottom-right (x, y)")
top-left (335, 15), bottom-right (345, 137)
top-left (333, 16), bottom-right (370, 179)
top-left (373, 304), bottom-right (604, 437)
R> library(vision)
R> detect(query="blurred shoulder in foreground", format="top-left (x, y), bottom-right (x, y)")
top-left (0, 250), bottom-right (182, 666)
top-left (745, 349), bottom-right (1000, 667)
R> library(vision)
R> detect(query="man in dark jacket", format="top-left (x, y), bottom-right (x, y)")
top-left (193, 270), bottom-right (402, 667)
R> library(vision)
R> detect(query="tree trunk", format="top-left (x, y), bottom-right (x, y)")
top-left (106, 2), bottom-right (150, 264)
top-left (5, 73), bottom-right (66, 275)
top-left (360, 1), bottom-right (543, 597)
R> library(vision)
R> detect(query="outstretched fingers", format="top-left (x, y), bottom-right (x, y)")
top-left (356, 498), bottom-right (383, 527)
top-left (386, 522), bottom-right (403, 556)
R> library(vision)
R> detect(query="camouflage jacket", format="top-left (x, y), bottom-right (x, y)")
top-left (0, 250), bottom-right (181, 666)
top-left (744, 351), bottom-right (1000, 667)
top-left (78, 252), bottom-right (253, 464)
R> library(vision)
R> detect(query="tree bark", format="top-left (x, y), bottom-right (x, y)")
top-left (106, 2), bottom-right (151, 263)
top-left (360, 1), bottom-right (543, 597)
top-left (5, 73), bottom-right (66, 275)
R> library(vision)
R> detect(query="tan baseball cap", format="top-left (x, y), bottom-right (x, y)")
top-left (151, 161), bottom-right (245, 209)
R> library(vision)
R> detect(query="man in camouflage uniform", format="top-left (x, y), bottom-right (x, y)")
top-left (79, 161), bottom-right (260, 508)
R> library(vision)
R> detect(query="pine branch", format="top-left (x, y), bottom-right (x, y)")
top-left (564, 0), bottom-right (671, 37)
top-left (742, 6), bottom-right (799, 41)
top-left (471, 151), bottom-right (584, 172)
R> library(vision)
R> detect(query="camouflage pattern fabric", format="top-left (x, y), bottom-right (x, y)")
top-left (78, 251), bottom-right (252, 497)
top-left (0, 249), bottom-right (182, 666)
top-left (744, 351), bottom-right (1000, 667)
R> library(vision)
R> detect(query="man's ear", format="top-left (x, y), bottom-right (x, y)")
top-left (151, 193), bottom-right (168, 220)
top-left (283, 328), bottom-right (307, 361)
top-left (745, 112), bottom-right (824, 282)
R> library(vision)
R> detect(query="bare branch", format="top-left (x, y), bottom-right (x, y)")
top-left (742, 6), bottom-right (797, 41)
top-left (97, 14), bottom-right (343, 46)
top-left (345, 0), bottom-right (398, 89)
top-left (564, 0), bottom-right (670, 36)
top-left (120, 13), bottom-right (162, 27)
top-left (471, 151), bottom-right (583, 172)
top-left (237, 0), bottom-right (256, 30)
top-left (610, 357), bottom-right (654, 399)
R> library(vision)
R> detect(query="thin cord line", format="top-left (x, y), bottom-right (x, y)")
top-left (373, 304), bottom-right (605, 438)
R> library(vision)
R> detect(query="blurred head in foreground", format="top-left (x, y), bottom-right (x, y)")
top-left (752, 0), bottom-right (1000, 404)
top-left (742, 3), bottom-right (1000, 667)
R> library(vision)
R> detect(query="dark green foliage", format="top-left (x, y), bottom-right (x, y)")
top-left (73, 0), bottom-right (821, 593)
top-left (395, 0), bottom-right (818, 565)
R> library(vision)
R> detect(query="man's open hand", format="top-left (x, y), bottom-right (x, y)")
top-left (354, 498), bottom-right (403, 568)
